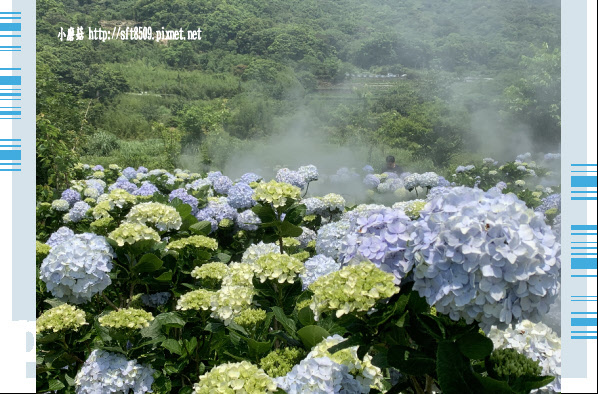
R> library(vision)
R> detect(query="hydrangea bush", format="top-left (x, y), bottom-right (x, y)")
top-left (36, 160), bottom-right (560, 394)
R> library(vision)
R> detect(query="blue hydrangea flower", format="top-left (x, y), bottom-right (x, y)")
top-left (339, 207), bottom-right (413, 284)
top-left (92, 165), bottom-right (104, 171)
top-left (544, 153), bottom-right (560, 161)
top-left (363, 174), bottom-right (380, 189)
top-left (61, 189), bottom-right (81, 207)
top-left (213, 176), bottom-right (233, 195)
top-left (296, 226), bottom-right (316, 248)
top-left (316, 219), bottom-right (352, 260)
top-left (298, 165), bottom-right (319, 183)
top-left (186, 178), bottom-right (213, 192)
top-left (276, 168), bottom-right (307, 189)
top-left (195, 197), bottom-right (238, 233)
top-left (132, 181), bottom-right (159, 197)
top-left (169, 188), bottom-right (199, 215)
top-left (552, 214), bottom-right (561, 242)
top-left (300, 255), bottom-right (341, 290)
top-left (363, 165), bottom-right (375, 173)
top-left (535, 194), bottom-right (561, 215)
top-left (238, 172), bottom-right (262, 184)
top-left (227, 183), bottom-right (255, 209)
top-left (137, 166), bottom-right (149, 174)
top-left (122, 167), bottom-right (137, 180)
top-left (39, 233), bottom-right (115, 304)
top-left (237, 209), bottom-right (261, 231)
top-left (409, 187), bottom-right (561, 332)
top-left (67, 201), bottom-right (91, 223)
top-left (141, 292), bottom-right (171, 308)
top-left (207, 171), bottom-right (223, 184)
top-left (378, 178), bottom-right (403, 193)
top-left (85, 179), bottom-right (106, 194)
top-left (108, 179), bottom-right (138, 194)
top-left (303, 198), bottom-right (326, 216)
top-left (75, 349), bottom-right (155, 394)
top-left (46, 227), bottom-right (75, 249)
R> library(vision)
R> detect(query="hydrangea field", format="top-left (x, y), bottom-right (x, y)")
top-left (36, 153), bottom-right (562, 394)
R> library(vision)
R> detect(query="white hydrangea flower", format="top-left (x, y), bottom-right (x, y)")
top-left (241, 241), bottom-right (280, 265)
top-left (125, 202), bottom-right (183, 231)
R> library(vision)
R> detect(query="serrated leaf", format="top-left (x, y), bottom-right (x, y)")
top-left (190, 221), bottom-right (212, 236)
top-left (154, 271), bottom-right (173, 282)
top-left (133, 253), bottom-right (163, 273)
top-left (162, 339), bottom-right (183, 355)
top-left (175, 203), bottom-right (192, 218)
top-left (279, 221), bottom-right (303, 237)
top-left (48, 379), bottom-right (65, 391)
top-left (297, 325), bottom-right (330, 349)
top-left (297, 306), bottom-right (315, 326)
top-left (156, 312), bottom-right (186, 328)
top-left (271, 307), bottom-right (297, 337)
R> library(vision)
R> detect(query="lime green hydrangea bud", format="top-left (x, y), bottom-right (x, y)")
top-left (211, 285), bottom-right (255, 325)
top-left (295, 298), bottom-right (312, 312)
top-left (127, 294), bottom-right (144, 309)
top-left (177, 289), bottom-right (215, 311)
top-left (233, 308), bottom-right (267, 328)
top-left (252, 180), bottom-right (301, 208)
top-left (36, 241), bottom-right (51, 263)
top-left (221, 263), bottom-right (255, 287)
top-left (126, 202), bottom-right (182, 231)
top-left (90, 216), bottom-right (115, 232)
top-left (392, 199), bottom-right (427, 219)
top-left (36, 304), bottom-right (87, 334)
top-left (98, 308), bottom-right (154, 329)
top-left (309, 261), bottom-right (398, 318)
top-left (108, 164), bottom-right (121, 171)
top-left (191, 262), bottom-right (229, 281)
top-left (307, 240), bottom-right (316, 249)
top-left (219, 218), bottom-right (234, 229)
top-left (92, 171), bottom-right (105, 179)
top-left (253, 253), bottom-right (305, 284)
top-left (259, 348), bottom-right (305, 378)
top-left (193, 361), bottom-right (277, 393)
top-left (92, 200), bottom-right (114, 220)
top-left (282, 238), bottom-right (301, 248)
top-left (166, 235), bottom-right (218, 251)
top-left (108, 189), bottom-right (137, 208)
top-left (303, 215), bottom-right (317, 222)
top-left (488, 348), bottom-right (542, 381)
top-left (291, 251), bottom-right (310, 262)
top-left (545, 208), bottom-right (558, 223)
top-left (108, 222), bottom-right (161, 247)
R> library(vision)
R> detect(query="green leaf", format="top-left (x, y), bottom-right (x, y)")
top-left (279, 221), bottom-right (303, 237)
top-left (217, 253), bottom-right (231, 263)
top-left (297, 325), bottom-right (331, 349)
top-left (396, 310), bottom-right (409, 328)
top-left (271, 306), bottom-right (297, 336)
top-left (44, 298), bottom-right (65, 308)
top-left (417, 314), bottom-right (446, 340)
top-left (156, 312), bottom-right (186, 328)
top-left (48, 379), bottom-right (65, 391)
top-left (327, 335), bottom-right (361, 354)
top-left (510, 375), bottom-right (555, 393)
top-left (472, 374), bottom-right (514, 394)
top-left (297, 306), bottom-right (315, 326)
top-left (190, 221), bottom-right (212, 236)
top-left (246, 338), bottom-right (272, 359)
top-left (175, 203), bottom-right (192, 218)
top-left (154, 271), bottom-right (173, 282)
top-left (387, 345), bottom-right (436, 376)
top-left (162, 339), bottom-right (183, 355)
top-left (140, 318), bottom-right (162, 339)
top-left (437, 341), bottom-right (481, 394)
top-left (184, 337), bottom-right (198, 355)
top-left (284, 203), bottom-right (306, 225)
top-left (456, 332), bottom-right (494, 360)
top-left (133, 253), bottom-right (163, 273)
top-left (252, 204), bottom-right (277, 223)
top-left (64, 373), bottom-right (76, 387)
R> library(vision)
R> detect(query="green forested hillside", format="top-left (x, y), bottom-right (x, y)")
top-left (36, 0), bottom-right (561, 197)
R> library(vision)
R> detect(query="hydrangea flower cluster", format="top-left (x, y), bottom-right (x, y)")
top-left (238, 172), bottom-right (262, 184)
top-left (298, 165), bottom-right (319, 182)
top-left (195, 197), bottom-right (238, 233)
top-left (36, 241), bottom-right (52, 263)
top-left (330, 167), bottom-right (360, 183)
top-left (302, 197), bottom-right (326, 216)
top-left (46, 226), bottom-right (75, 248)
top-left (242, 242), bottom-right (280, 265)
top-left (108, 178), bottom-right (138, 194)
top-left (191, 262), bottom-right (229, 281)
top-left (276, 168), bottom-right (307, 189)
top-left (253, 253), bottom-right (305, 284)
top-left (410, 187), bottom-right (561, 331)
top-left (275, 356), bottom-right (363, 394)
top-left (75, 349), bottom-right (155, 394)
top-left (233, 308), bottom-right (267, 327)
top-left (295, 226), bottom-right (316, 248)
top-left (193, 361), bottom-right (277, 393)
top-left (363, 174), bottom-right (381, 189)
top-left (377, 178), bottom-right (404, 193)
top-left (544, 153), bottom-right (560, 161)
top-left (300, 255), bottom-right (341, 290)
top-left (140, 292), bottom-right (171, 308)
top-left (339, 207), bottom-right (413, 284)
top-left (404, 172), bottom-right (441, 191)
top-left (125, 202), bottom-right (182, 231)
top-left (309, 261), bottom-right (398, 318)
top-left (305, 335), bottom-right (383, 392)
top-left (456, 165), bottom-right (475, 173)
top-left (186, 178), bottom-right (212, 193)
top-left (213, 175), bottom-right (233, 194)
top-left (108, 223), bottom-right (161, 247)
top-left (210, 285), bottom-right (255, 325)
top-left (99, 308), bottom-right (154, 329)
top-left (166, 235), bottom-right (218, 252)
top-left (237, 209), bottom-right (261, 231)
top-left (40, 233), bottom-right (115, 304)
top-left (363, 165), bottom-right (374, 173)
top-left (176, 289), bottom-right (215, 311)
top-left (61, 188), bottom-right (82, 206)
top-left (132, 181), bottom-right (160, 197)
top-left (122, 167), bottom-right (137, 180)
top-left (66, 201), bottom-right (91, 223)
top-left (51, 199), bottom-right (70, 212)
top-left (392, 199), bottom-right (427, 219)
top-left (169, 188), bottom-right (199, 215)
top-left (227, 183), bottom-right (256, 209)
top-left (315, 219), bottom-right (351, 260)
top-left (253, 180), bottom-right (301, 208)
top-left (488, 320), bottom-right (561, 393)
top-left (36, 304), bottom-right (87, 334)
top-left (535, 193), bottom-right (561, 215)
top-left (259, 347), bottom-right (305, 378)
top-left (221, 263), bottom-right (255, 287)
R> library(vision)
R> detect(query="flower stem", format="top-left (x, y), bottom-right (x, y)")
top-left (101, 293), bottom-right (119, 310)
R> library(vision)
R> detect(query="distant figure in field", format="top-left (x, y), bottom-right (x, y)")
top-left (382, 155), bottom-right (402, 174)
